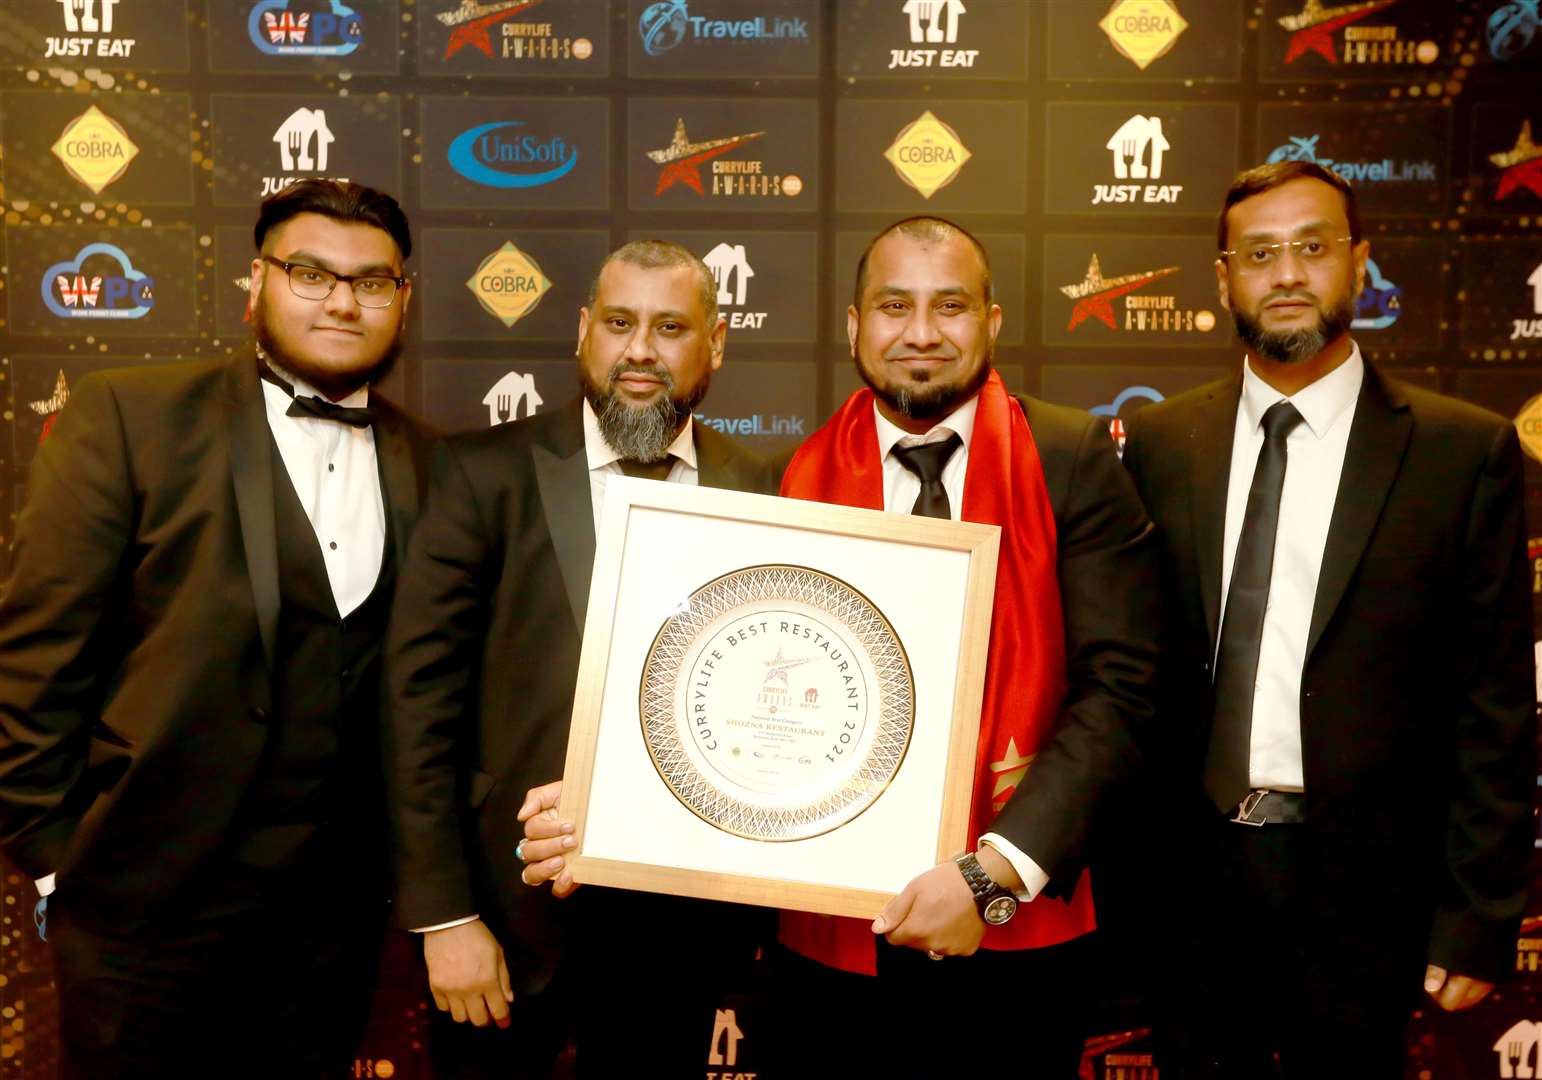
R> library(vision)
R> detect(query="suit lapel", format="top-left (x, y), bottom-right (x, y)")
top-left (370, 401), bottom-right (420, 558)
top-left (1306, 364), bottom-right (1411, 659)
top-left (533, 401), bottom-right (595, 634)
top-left (695, 420), bottom-right (751, 491)
top-left (1189, 377), bottom-right (1242, 652)
top-left (225, 358), bottom-right (280, 669)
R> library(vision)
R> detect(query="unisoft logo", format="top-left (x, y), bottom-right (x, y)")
top-left (52, 104), bottom-right (139, 195)
top-left (247, 0), bottom-right (362, 56)
top-left (448, 121), bottom-right (578, 188)
top-left (42, 242), bottom-right (155, 320)
top-left (1265, 134), bottom-right (1437, 185)
top-left (637, 0), bottom-right (810, 57)
top-left (45, 0), bottom-right (137, 60)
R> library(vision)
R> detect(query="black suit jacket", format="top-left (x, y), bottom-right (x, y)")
top-left (0, 357), bottom-right (434, 924)
top-left (383, 399), bottom-right (777, 991)
top-left (1122, 360), bottom-right (1534, 982)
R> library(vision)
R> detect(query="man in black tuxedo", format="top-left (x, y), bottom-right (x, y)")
top-left (384, 240), bottom-right (776, 1077)
top-left (1122, 161), bottom-right (1535, 1077)
top-left (0, 180), bottom-right (434, 1077)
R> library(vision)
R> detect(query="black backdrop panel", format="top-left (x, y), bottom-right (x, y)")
top-left (1459, 239), bottom-right (1542, 359)
top-left (7, 226), bottom-right (199, 339)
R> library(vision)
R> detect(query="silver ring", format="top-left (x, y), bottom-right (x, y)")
top-left (515, 838), bottom-right (527, 863)
top-left (926, 950), bottom-right (944, 961)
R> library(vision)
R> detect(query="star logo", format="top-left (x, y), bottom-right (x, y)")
top-left (1059, 254), bottom-right (1179, 331)
top-left (1491, 120), bottom-right (1542, 200)
top-left (51, 104), bottom-right (139, 195)
top-left (645, 118), bottom-right (765, 196)
top-left (1278, 0), bottom-right (1399, 65)
top-left (883, 110), bottom-right (972, 199)
top-left (30, 370), bottom-right (71, 446)
top-left (438, 0), bottom-right (549, 59)
top-left (989, 736), bottom-right (1035, 807)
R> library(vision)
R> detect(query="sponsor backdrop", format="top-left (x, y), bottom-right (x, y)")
top-left (1, 0), bottom-right (1541, 1076)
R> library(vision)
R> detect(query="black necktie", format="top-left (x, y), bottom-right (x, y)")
top-left (891, 433), bottom-right (962, 519)
top-left (1205, 400), bottom-right (1306, 814)
top-left (258, 363), bottom-right (374, 428)
top-left (618, 458), bottom-right (674, 482)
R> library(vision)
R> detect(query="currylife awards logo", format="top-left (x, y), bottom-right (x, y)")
top-left (702, 242), bottom-right (766, 330)
top-left (52, 104), bottom-right (139, 195)
top-left (45, 0), bottom-right (137, 60)
top-left (483, 371), bottom-right (544, 424)
top-left (1277, 0), bottom-right (1438, 66)
top-left (1099, 0), bottom-right (1188, 70)
top-left (1492, 120), bottom-right (1542, 201)
top-left (890, 0), bottom-right (977, 69)
top-left (1094, 114), bottom-right (1182, 206)
top-left (885, 110), bottom-right (971, 199)
top-left (638, 0), bottom-right (809, 56)
top-left (248, 0), bottom-right (362, 56)
top-left (1265, 133), bottom-right (1436, 186)
top-left (449, 120), bottom-right (578, 189)
top-left (646, 119), bottom-right (800, 199)
top-left (467, 241), bottom-right (551, 328)
top-left (263, 107), bottom-right (339, 197)
top-left (1061, 254), bottom-right (1215, 335)
top-left (43, 242), bottom-right (154, 320)
top-left (435, 0), bottom-right (594, 62)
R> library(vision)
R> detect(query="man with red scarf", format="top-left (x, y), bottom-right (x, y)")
top-left (771, 216), bottom-right (1160, 1075)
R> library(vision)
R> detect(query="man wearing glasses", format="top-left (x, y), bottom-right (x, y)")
top-left (1122, 161), bottom-right (1535, 1076)
top-left (0, 179), bottom-right (434, 1078)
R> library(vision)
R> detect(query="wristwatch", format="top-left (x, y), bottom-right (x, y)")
top-left (954, 852), bottom-right (1018, 926)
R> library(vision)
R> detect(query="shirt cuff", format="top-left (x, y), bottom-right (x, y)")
top-left (410, 914), bottom-right (480, 933)
top-left (35, 873), bottom-right (56, 898)
top-left (978, 834), bottom-right (1048, 901)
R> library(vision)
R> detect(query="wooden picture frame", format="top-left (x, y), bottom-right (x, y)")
top-left (557, 478), bottom-right (999, 919)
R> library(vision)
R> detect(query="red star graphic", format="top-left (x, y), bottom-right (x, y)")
top-left (1067, 273), bottom-right (1167, 331)
top-left (1498, 157), bottom-right (1542, 200)
top-left (656, 138), bottom-right (755, 196)
top-left (446, 0), bottom-right (548, 60)
top-left (1284, 0), bottom-right (1398, 65)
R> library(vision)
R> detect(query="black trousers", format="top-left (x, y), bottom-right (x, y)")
top-left (1167, 809), bottom-right (1425, 1080)
top-left (51, 860), bottom-right (382, 1080)
top-left (769, 933), bottom-right (1095, 1079)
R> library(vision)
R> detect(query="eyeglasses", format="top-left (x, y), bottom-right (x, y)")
top-left (261, 255), bottom-right (406, 308)
top-left (1219, 235), bottom-right (1354, 274)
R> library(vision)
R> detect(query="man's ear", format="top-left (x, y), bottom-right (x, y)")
top-left (708, 316), bottom-right (726, 371)
top-left (576, 306), bottom-right (591, 357)
top-left (846, 304), bottom-right (860, 358)
top-left (1214, 257), bottom-right (1231, 312)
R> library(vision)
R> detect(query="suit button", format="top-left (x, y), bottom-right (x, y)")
top-left (251, 707), bottom-right (268, 724)
top-left (1303, 689), bottom-right (1317, 698)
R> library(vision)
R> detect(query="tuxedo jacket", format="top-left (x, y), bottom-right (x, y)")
top-left (383, 398), bottom-right (778, 993)
top-left (0, 358), bottom-right (434, 924)
top-left (1122, 361), bottom-right (1535, 982)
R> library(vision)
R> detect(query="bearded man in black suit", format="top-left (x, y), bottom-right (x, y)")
top-left (0, 179), bottom-right (434, 1078)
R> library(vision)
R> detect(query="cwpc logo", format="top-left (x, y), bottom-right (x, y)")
top-left (1265, 134), bottom-right (1436, 184)
top-left (448, 121), bottom-right (578, 188)
top-left (248, 0), bottom-right (363, 56)
top-left (638, 0), bottom-right (809, 56)
top-left (1352, 257), bottom-right (1401, 330)
top-left (42, 242), bottom-right (155, 320)
top-left (1091, 385), bottom-right (1164, 454)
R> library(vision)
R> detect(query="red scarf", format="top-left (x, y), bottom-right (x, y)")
top-left (777, 370), bottom-right (1096, 974)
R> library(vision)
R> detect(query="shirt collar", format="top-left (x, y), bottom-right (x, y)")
top-left (1240, 342), bottom-right (1363, 442)
top-left (582, 398), bottom-right (698, 472)
top-left (260, 352), bottom-right (370, 409)
top-left (873, 391), bottom-right (980, 461)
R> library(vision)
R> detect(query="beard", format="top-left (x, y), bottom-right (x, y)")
top-left (252, 290), bottom-right (402, 398)
top-left (1232, 291), bottom-right (1355, 365)
top-left (580, 361), bottom-right (710, 463)
top-left (858, 352), bottom-right (991, 424)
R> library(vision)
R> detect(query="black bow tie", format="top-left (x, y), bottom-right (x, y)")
top-left (258, 363), bottom-right (374, 428)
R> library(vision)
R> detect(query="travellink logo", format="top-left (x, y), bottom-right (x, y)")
top-left (637, 0), bottom-right (809, 57)
top-left (1265, 134), bottom-right (1436, 184)
top-left (447, 121), bottom-right (578, 189)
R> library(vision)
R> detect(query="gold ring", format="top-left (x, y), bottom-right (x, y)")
top-left (926, 950), bottom-right (944, 961)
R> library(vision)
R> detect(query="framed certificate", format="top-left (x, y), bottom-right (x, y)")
top-left (559, 478), bottom-right (999, 919)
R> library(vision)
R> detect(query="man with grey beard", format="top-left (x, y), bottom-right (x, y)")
top-left (383, 240), bottom-right (776, 1078)
top-left (1122, 161), bottom-right (1534, 1078)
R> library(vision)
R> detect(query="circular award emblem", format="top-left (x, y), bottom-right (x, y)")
top-left (640, 565), bottom-right (915, 841)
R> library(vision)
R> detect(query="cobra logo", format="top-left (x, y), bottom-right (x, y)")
top-left (42, 242), bottom-right (155, 319)
top-left (447, 121), bottom-right (578, 189)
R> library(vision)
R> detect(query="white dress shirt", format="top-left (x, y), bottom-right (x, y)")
top-left (1219, 348), bottom-right (1363, 792)
top-left (872, 398), bottom-right (1051, 902)
top-left (413, 402), bottom-right (702, 933)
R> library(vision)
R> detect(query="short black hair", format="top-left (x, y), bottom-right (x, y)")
top-left (853, 216), bottom-right (994, 308)
top-left (586, 240), bottom-right (718, 326)
top-left (1217, 161), bottom-right (1360, 252)
top-left (253, 179), bottom-right (412, 260)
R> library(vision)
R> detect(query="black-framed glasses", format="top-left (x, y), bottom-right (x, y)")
top-left (1218, 235), bottom-right (1355, 275)
top-left (261, 255), bottom-right (406, 308)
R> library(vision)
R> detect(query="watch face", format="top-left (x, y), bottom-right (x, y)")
top-left (983, 894), bottom-right (1017, 926)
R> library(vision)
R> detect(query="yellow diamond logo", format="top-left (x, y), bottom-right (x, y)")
top-left (51, 104), bottom-right (139, 195)
top-left (1099, 0), bottom-right (1189, 71)
top-left (883, 110), bottom-right (972, 199)
top-left (1516, 393), bottom-right (1542, 463)
top-left (466, 242), bottom-right (551, 328)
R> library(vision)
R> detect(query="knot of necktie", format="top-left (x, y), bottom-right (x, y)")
top-left (1261, 400), bottom-right (1304, 443)
top-left (891, 433), bottom-right (962, 519)
top-left (617, 457), bottom-right (675, 482)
